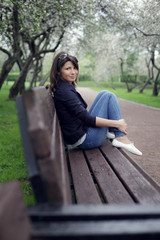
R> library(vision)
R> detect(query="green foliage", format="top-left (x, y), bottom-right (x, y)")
top-left (79, 74), bottom-right (93, 82)
top-left (120, 74), bottom-right (148, 84)
top-left (0, 85), bottom-right (35, 205)
top-left (120, 74), bottom-right (135, 83)
top-left (138, 75), bottom-right (148, 83)
top-left (78, 53), bottom-right (96, 80)
top-left (6, 72), bottom-right (19, 82)
top-left (125, 52), bottom-right (138, 69)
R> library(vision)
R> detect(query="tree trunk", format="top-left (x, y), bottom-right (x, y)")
top-left (139, 78), bottom-right (152, 93)
top-left (29, 60), bottom-right (39, 88)
top-left (39, 72), bottom-right (50, 86)
top-left (0, 55), bottom-right (18, 89)
top-left (120, 58), bottom-right (129, 91)
top-left (30, 58), bottom-right (43, 88)
top-left (139, 58), bottom-right (153, 94)
top-left (111, 77), bottom-right (116, 90)
top-left (119, 58), bottom-right (134, 92)
top-left (152, 70), bottom-right (160, 96)
top-left (126, 75), bottom-right (132, 92)
top-left (152, 84), bottom-right (159, 96)
top-left (9, 55), bottom-right (33, 99)
top-left (0, 2), bottom-right (22, 90)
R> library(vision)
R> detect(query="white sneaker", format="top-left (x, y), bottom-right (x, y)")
top-left (112, 139), bottom-right (142, 156)
top-left (107, 132), bottom-right (115, 139)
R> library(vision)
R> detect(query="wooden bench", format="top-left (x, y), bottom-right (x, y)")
top-left (16, 86), bottom-right (160, 239)
top-left (0, 181), bottom-right (31, 240)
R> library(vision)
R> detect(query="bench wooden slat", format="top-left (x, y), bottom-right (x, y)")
top-left (23, 87), bottom-right (52, 158)
top-left (37, 110), bottom-right (72, 205)
top-left (120, 149), bottom-right (160, 192)
top-left (85, 148), bottom-right (134, 204)
top-left (16, 96), bottom-right (39, 178)
top-left (101, 142), bottom-right (160, 204)
top-left (31, 219), bottom-right (160, 239)
top-left (0, 181), bottom-right (31, 240)
top-left (16, 96), bottom-right (48, 203)
top-left (69, 149), bottom-right (102, 204)
top-left (28, 204), bottom-right (160, 220)
top-left (21, 87), bottom-right (72, 205)
top-left (29, 204), bottom-right (160, 239)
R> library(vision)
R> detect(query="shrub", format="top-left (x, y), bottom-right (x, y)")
top-left (120, 74), bottom-right (148, 83)
top-left (6, 72), bottom-right (19, 82)
top-left (78, 74), bottom-right (93, 82)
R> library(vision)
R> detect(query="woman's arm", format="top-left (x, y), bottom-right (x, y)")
top-left (96, 117), bottom-right (128, 135)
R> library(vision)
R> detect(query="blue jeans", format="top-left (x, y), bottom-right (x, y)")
top-left (79, 90), bottom-right (125, 149)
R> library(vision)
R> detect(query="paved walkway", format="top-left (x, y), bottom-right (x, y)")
top-left (77, 87), bottom-right (160, 185)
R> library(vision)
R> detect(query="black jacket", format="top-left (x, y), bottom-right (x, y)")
top-left (53, 81), bottom-right (96, 144)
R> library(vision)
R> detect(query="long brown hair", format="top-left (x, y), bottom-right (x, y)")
top-left (50, 51), bottom-right (79, 91)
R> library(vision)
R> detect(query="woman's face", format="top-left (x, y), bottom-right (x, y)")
top-left (60, 61), bottom-right (78, 84)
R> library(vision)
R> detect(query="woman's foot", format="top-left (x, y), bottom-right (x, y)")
top-left (107, 132), bottom-right (115, 139)
top-left (115, 135), bottom-right (131, 144)
top-left (112, 136), bottom-right (142, 156)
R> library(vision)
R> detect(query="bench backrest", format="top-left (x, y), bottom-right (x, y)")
top-left (16, 86), bottom-right (72, 205)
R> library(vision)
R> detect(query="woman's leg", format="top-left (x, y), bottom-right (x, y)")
top-left (89, 90), bottom-right (125, 137)
top-left (89, 90), bottom-right (108, 113)
top-left (79, 91), bottom-right (125, 149)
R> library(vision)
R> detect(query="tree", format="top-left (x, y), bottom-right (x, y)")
top-left (97, 0), bottom-right (160, 95)
top-left (150, 48), bottom-right (160, 96)
top-left (139, 57), bottom-right (154, 94)
top-left (0, 0), bottom-right (92, 98)
top-left (0, 0), bottom-right (22, 90)
top-left (120, 57), bottom-right (138, 92)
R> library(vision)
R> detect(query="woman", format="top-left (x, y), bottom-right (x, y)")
top-left (50, 51), bottom-right (142, 156)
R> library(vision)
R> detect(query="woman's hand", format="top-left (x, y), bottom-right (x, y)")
top-left (117, 119), bottom-right (127, 134)
top-left (96, 117), bottom-right (128, 134)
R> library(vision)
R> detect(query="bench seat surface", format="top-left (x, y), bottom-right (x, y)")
top-left (69, 141), bottom-right (160, 204)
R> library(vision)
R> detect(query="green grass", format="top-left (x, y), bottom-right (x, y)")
top-left (78, 81), bottom-right (160, 108)
top-left (0, 85), bottom-right (35, 205)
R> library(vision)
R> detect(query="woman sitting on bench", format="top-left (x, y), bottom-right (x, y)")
top-left (50, 52), bottom-right (142, 156)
